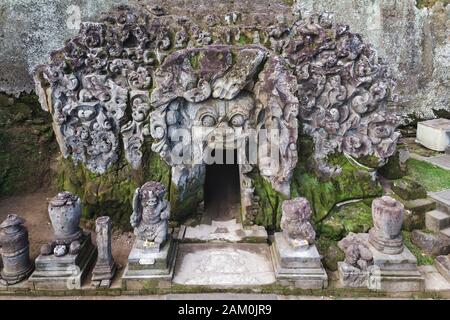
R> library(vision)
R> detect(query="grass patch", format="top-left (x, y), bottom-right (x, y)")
top-left (406, 158), bottom-right (450, 192)
top-left (416, 0), bottom-right (449, 8)
top-left (402, 231), bottom-right (434, 265)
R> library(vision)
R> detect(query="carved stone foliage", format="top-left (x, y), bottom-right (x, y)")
top-left (34, 5), bottom-right (399, 216)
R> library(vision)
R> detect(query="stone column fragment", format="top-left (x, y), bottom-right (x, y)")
top-left (0, 214), bottom-right (34, 285)
top-left (92, 216), bottom-right (116, 288)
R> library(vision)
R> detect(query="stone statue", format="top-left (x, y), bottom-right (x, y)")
top-left (280, 197), bottom-right (316, 246)
top-left (338, 233), bottom-right (373, 271)
top-left (0, 214), bottom-right (34, 285)
top-left (41, 191), bottom-right (83, 257)
top-left (131, 181), bottom-right (170, 246)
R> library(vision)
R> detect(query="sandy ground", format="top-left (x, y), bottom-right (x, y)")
top-left (0, 192), bottom-right (134, 268)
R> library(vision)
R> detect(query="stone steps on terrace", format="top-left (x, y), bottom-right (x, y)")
top-left (426, 189), bottom-right (450, 238)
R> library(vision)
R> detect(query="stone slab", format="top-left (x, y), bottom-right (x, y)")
top-left (183, 219), bottom-right (268, 243)
top-left (416, 118), bottom-right (450, 152)
top-left (425, 210), bottom-right (450, 232)
top-left (272, 233), bottom-right (322, 269)
top-left (441, 228), bottom-right (450, 238)
top-left (28, 235), bottom-right (97, 290)
top-left (435, 255), bottom-right (450, 283)
top-left (419, 265), bottom-right (450, 292)
top-left (429, 190), bottom-right (450, 214)
top-left (173, 243), bottom-right (275, 286)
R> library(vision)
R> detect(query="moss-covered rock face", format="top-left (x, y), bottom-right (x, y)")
top-left (392, 177), bottom-right (427, 200)
top-left (57, 138), bottom-right (172, 229)
top-left (0, 93), bottom-right (57, 196)
top-left (290, 136), bottom-right (382, 224)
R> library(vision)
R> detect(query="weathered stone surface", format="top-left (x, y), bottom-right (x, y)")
top-left (0, 214), bottom-right (33, 285)
top-left (281, 197), bottom-right (315, 245)
top-left (29, 232), bottom-right (97, 290)
top-left (2, 0), bottom-right (446, 122)
top-left (392, 178), bottom-right (427, 201)
top-left (271, 232), bottom-right (328, 289)
top-left (411, 230), bottom-right (450, 257)
top-left (369, 196), bottom-right (405, 255)
top-left (91, 216), bottom-right (116, 288)
top-left (417, 118), bottom-right (450, 152)
top-left (435, 255), bottom-right (450, 282)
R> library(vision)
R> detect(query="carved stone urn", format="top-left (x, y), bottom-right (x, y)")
top-left (42, 191), bottom-right (83, 256)
top-left (369, 196), bottom-right (404, 254)
top-left (48, 192), bottom-right (82, 243)
top-left (0, 214), bottom-right (34, 285)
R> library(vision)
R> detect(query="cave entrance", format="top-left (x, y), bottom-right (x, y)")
top-left (202, 149), bottom-right (241, 224)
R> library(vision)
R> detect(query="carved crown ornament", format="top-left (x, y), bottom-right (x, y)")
top-left (34, 4), bottom-right (399, 195)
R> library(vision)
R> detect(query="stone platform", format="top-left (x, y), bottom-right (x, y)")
top-left (122, 237), bottom-right (178, 290)
top-left (28, 233), bottom-right (97, 290)
top-left (173, 243), bottom-right (275, 287)
top-left (270, 233), bottom-right (328, 289)
top-left (338, 236), bottom-right (424, 292)
top-left (416, 118), bottom-right (450, 152)
top-left (435, 255), bottom-right (450, 282)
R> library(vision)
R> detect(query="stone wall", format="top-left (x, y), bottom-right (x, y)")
top-left (0, 0), bottom-right (448, 121)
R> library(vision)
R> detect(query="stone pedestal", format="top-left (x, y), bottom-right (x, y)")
top-left (416, 118), bottom-right (450, 152)
top-left (91, 216), bottom-right (116, 288)
top-left (338, 234), bottom-right (424, 292)
top-left (29, 232), bottom-right (97, 290)
top-left (270, 233), bottom-right (328, 289)
top-left (122, 236), bottom-right (178, 290)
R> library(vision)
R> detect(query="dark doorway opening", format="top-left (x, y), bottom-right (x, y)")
top-left (202, 149), bottom-right (241, 224)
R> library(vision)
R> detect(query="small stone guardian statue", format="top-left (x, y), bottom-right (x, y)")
top-left (280, 197), bottom-right (316, 247)
top-left (131, 181), bottom-right (170, 248)
top-left (0, 214), bottom-right (34, 285)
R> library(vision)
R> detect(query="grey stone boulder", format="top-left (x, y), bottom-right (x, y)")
top-left (411, 230), bottom-right (450, 257)
top-left (392, 178), bottom-right (427, 201)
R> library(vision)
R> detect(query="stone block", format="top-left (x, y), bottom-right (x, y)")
top-left (411, 230), bottom-right (450, 256)
top-left (435, 255), bottom-right (450, 283)
top-left (28, 233), bottom-right (97, 290)
top-left (403, 209), bottom-right (425, 231)
top-left (429, 190), bottom-right (450, 214)
top-left (271, 233), bottom-right (327, 289)
top-left (392, 178), bottom-right (427, 201)
top-left (122, 237), bottom-right (177, 289)
top-left (416, 118), bottom-right (450, 152)
top-left (425, 210), bottom-right (450, 232)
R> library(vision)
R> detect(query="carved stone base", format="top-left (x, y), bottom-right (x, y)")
top-left (91, 262), bottom-right (117, 288)
top-left (270, 233), bottom-right (328, 289)
top-left (369, 228), bottom-right (404, 255)
top-left (338, 234), bottom-right (424, 292)
top-left (0, 263), bottom-right (34, 286)
top-left (122, 236), bottom-right (177, 290)
top-left (28, 232), bottom-right (97, 290)
top-left (435, 255), bottom-right (450, 282)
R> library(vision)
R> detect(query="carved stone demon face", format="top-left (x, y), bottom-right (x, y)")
top-left (187, 91), bottom-right (256, 150)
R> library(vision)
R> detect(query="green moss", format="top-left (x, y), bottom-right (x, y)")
top-left (290, 141), bottom-right (382, 223)
top-left (249, 169), bottom-right (287, 230)
top-left (316, 237), bottom-right (345, 271)
top-left (406, 158), bottom-right (450, 192)
top-left (392, 177), bottom-right (427, 200)
top-left (402, 231), bottom-right (435, 265)
top-left (416, 0), bottom-right (449, 8)
top-left (189, 51), bottom-right (203, 70)
top-left (238, 33), bottom-right (252, 45)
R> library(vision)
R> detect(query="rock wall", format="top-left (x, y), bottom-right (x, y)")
top-left (0, 0), bottom-right (448, 121)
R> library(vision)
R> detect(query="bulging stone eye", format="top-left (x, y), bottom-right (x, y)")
top-left (201, 115), bottom-right (216, 127)
top-left (230, 114), bottom-right (244, 127)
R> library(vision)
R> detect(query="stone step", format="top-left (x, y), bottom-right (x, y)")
top-left (440, 227), bottom-right (450, 238)
top-left (429, 190), bottom-right (450, 214)
top-left (425, 210), bottom-right (450, 232)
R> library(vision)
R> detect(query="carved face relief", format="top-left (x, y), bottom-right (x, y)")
top-left (188, 91), bottom-right (256, 150)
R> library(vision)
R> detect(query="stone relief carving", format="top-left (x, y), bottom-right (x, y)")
top-left (130, 181), bottom-right (170, 246)
top-left (34, 5), bottom-right (399, 223)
